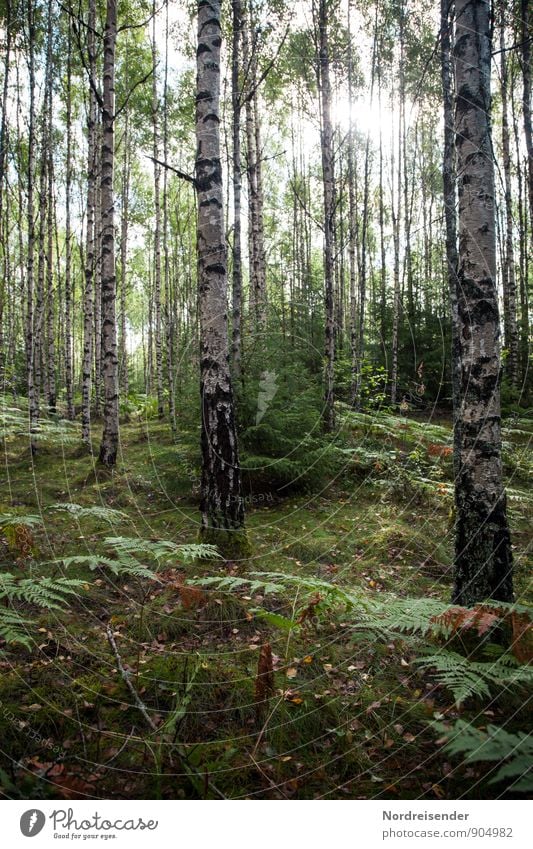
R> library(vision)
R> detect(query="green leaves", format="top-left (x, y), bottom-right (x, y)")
top-left (416, 650), bottom-right (533, 706)
top-left (0, 574), bottom-right (85, 610)
top-left (433, 720), bottom-right (533, 792)
top-left (0, 608), bottom-right (33, 649)
top-left (59, 554), bottom-right (158, 580)
top-left (57, 536), bottom-right (220, 582)
top-left (48, 503), bottom-right (129, 524)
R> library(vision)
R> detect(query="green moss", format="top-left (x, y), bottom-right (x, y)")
top-left (198, 525), bottom-right (252, 560)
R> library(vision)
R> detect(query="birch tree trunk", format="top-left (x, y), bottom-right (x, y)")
top-left (64, 17), bottom-right (74, 420)
top-left (195, 0), bottom-right (247, 554)
top-left (498, 2), bottom-right (519, 388)
top-left (390, 12), bottom-right (404, 406)
top-left (163, 0), bottom-right (177, 435)
top-left (26, 0), bottom-right (38, 451)
top-left (440, 0), bottom-right (461, 477)
top-left (242, 4), bottom-right (267, 337)
top-left (520, 0), bottom-right (533, 229)
top-left (81, 0), bottom-right (97, 445)
top-left (452, 0), bottom-right (513, 605)
top-left (0, 0), bottom-right (11, 380)
top-left (317, 0), bottom-right (335, 432)
top-left (152, 5), bottom-right (164, 419)
top-left (119, 110), bottom-right (130, 396)
top-left (231, 0), bottom-right (243, 383)
top-left (98, 0), bottom-right (119, 467)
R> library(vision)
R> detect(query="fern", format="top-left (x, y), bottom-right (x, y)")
top-left (57, 537), bottom-right (220, 581)
top-left (416, 649), bottom-right (533, 706)
top-left (0, 513), bottom-right (42, 530)
top-left (103, 537), bottom-right (220, 564)
top-left (0, 608), bottom-right (33, 649)
top-left (433, 720), bottom-right (533, 792)
top-left (49, 503), bottom-right (129, 524)
top-left (59, 554), bottom-right (158, 580)
top-left (0, 574), bottom-right (85, 610)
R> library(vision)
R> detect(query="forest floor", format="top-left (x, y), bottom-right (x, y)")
top-left (0, 406), bottom-right (531, 799)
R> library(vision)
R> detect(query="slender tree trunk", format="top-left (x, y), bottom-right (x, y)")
top-left (34, 13), bottom-right (52, 423)
top-left (440, 0), bottom-right (461, 477)
top-left (391, 10), bottom-right (404, 406)
top-left (46, 138), bottom-right (56, 413)
top-left (45, 25), bottom-right (56, 415)
top-left (499, 1), bottom-right (518, 387)
top-left (119, 110), bottom-right (130, 396)
top-left (163, 0), bottom-right (176, 435)
top-left (231, 0), bottom-right (243, 383)
top-left (98, 0), bottom-right (119, 466)
top-left (94, 132), bottom-right (103, 418)
top-left (0, 0), bottom-right (11, 379)
top-left (26, 0), bottom-right (37, 451)
top-left (511, 80), bottom-right (529, 381)
top-left (378, 87), bottom-right (387, 365)
top-left (82, 0), bottom-right (97, 445)
top-left (347, 1), bottom-right (358, 404)
top-left (452, 0), bottom-right (513, 605)
top-left (318, 0), bottom-right (335, 432)
top-left (242, 4), bottom-right (266, 337)
top-left (64, 17), bottom-right (74, 419)
top-left (195, 0), bottom-right (246, 553)
top-left (521, 0), bottom-right (533, 229)
top-left (152, 5), bottom-right (164, 419)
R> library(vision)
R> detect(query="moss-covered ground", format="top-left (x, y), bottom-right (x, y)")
top-left (0, 407), bottom-right (531, 799)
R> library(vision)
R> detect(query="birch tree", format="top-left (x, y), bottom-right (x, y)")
top-left (195, 0), bottom-right (247, 554)
top-left (98, 0), bottom-right (120, 466)
top-left (452, 0), bottom-right (513, 605)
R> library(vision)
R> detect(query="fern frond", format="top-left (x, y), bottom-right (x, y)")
top-left (0, 574), bottom-right (85, 610)
top-left (0, 513), bottom-right (42, 530)
top-left (416, 650), bottom-right (533, 705)
top-left (433, 719), bottom-right (533, 792)
top-left (58, 555), bottom-right (157, 580)
top-left (49, 503), bottom-right (129, 524)
top-left (103, 537), bottom-right (220, 564)
top-left (0, 608), bottom-right (33, 649)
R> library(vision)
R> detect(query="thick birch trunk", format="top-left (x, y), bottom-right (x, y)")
top-left (195, 0), bottom-right (246, 554)
top-left (452, 0), bottom-right (513, 605)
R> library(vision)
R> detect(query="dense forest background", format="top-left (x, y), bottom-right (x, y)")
top-left (0, 0), bottom-right (531, 801)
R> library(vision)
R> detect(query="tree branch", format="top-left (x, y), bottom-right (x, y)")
top-left (115, 64), bottom-right (156, 120)
top-left (147, 155), bottom-right (197, 189)
top-left (106, 626), bottom-right (158, 731)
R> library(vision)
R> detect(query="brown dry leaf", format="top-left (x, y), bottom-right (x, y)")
top-left (286, 667), bottom-right (298, 679)
top-left (297, 592), bottom-right (323, 624)
top-left (178, 583), bottom-right (207, 611)
top-left (431, 605), bottom-right (501, 637)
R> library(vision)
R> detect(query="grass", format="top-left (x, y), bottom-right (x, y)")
top-left (0, 403), bottom-right (531, 799)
